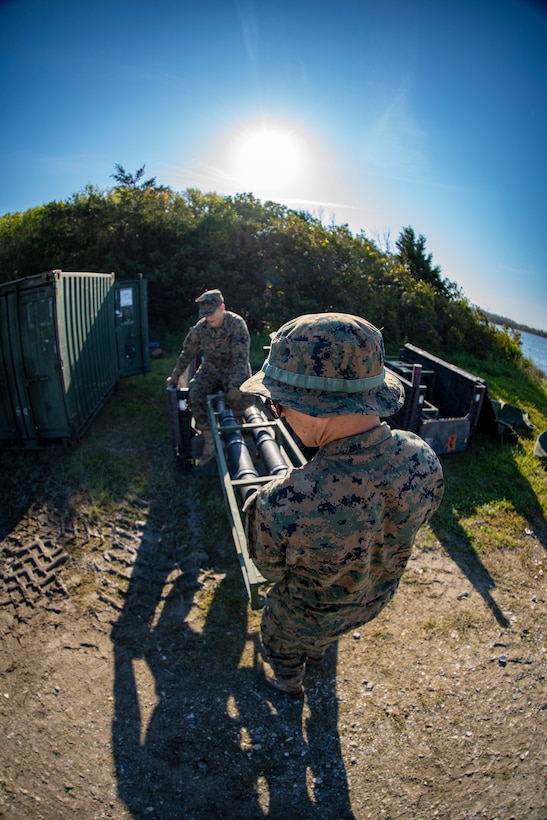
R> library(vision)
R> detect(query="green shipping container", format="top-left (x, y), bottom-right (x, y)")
top-left (0, 270), bottom-right (150, 448)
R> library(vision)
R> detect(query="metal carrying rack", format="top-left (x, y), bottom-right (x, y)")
top-left (167, 384), bottom-right (307, 610)
top-left (206, 393), bottom-right (307, 609)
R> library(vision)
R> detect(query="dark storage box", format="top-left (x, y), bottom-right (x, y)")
top-left (386, 343), bottom-right (488, 454)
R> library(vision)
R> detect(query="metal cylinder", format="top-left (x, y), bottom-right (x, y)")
top-left (219, 406), bottom-right (258, 480)
top-left (214, 396), bottom-right (260, 502)
top-left (243, 406), bottom-right (289, 477)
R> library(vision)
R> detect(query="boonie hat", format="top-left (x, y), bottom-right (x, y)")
top-left (240, 312), bottom-right (405, 417)
top-left (196, 289), bottom-right (224, 317)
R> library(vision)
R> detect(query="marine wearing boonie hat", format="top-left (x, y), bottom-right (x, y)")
top-left (240, 312), bottom-right (405, 417)
top-left (196, 289), bottom-right (224, 317)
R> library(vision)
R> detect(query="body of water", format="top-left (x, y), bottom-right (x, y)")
top-left (519, 329), bottom-right (547, 375)
top-left (496, 326), bottom-right (547, 374)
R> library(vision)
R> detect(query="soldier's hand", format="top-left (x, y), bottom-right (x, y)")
top-left (227, 387), bottom-right (243, 404)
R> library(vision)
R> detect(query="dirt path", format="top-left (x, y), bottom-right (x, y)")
top-left (1, 478), bottom-right (545, 820)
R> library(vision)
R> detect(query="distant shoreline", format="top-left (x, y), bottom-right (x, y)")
top-left (483, 311), bottom-right (547, 339)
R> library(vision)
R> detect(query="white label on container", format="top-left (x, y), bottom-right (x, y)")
top-left (120, 288), bottom-right (133, 307)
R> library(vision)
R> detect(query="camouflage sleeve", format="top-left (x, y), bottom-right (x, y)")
top-left (227, 316), bottom-right (251, 389)
top-left (170, 324), bottom-right (202, 383)
top-left (244, 484), bottom-right (287, 581)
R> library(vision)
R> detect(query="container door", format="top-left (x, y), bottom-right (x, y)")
top-left (114, 277), bottom-right (150, 377)
top-left (0, 290), bottom-right (36, 444)
top-left (18, 286), bottom-right (70, 440)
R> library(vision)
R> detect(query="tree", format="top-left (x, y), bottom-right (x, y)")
top-left (395, 226), bottom-right (447, 295)
top-left (0, 171), bottom-right (526, 367)
top-left (111, 164), bottom-right (164, 191)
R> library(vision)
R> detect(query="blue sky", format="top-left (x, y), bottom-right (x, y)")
top-left (1, 0), bottom-right (546, 331)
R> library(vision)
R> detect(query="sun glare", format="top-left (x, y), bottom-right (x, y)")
top-left (235, 126), bottom-right (304, 189)
top-left (202, 116), bottom-right (349, 219)
top-left (227, 121), bottom-right (307, 195)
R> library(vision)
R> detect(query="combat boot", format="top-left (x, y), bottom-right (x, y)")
top-left (197, 429), bottom-right (215, 466)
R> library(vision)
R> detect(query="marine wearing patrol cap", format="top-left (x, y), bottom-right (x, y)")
top-left (196, 289), bottom-right (224, 317)
top-left (240, 312), bottom-right (405, 417)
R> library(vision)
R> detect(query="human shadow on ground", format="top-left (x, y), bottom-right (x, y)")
top-left (110, 485), bottom-right (354, 819)
top-left (431, 438), bottom-right (546, 628)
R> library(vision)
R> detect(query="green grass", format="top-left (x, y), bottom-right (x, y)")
top-left (451, 351), bottom-right (547, 418)
top-left (425, 355), bottom-right (546, 575)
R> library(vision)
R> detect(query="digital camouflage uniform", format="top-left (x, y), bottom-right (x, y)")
top-left (241, 312), bottom-right (444, 691)
top-left (170, 310), bottom-right (252, 430)
top-left (245, 423), bottom-right (444, 687)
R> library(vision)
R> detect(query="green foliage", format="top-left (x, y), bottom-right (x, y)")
top-left (395, 226), bottom-right (448, 295)
top-left (0, 167), bottom-right (540, 370)
top-left (111, 163), bottom-right (161, 190)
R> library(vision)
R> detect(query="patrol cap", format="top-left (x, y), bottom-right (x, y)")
top-left (196, 289), bottom-right (224, 317)
top-left (240, 312), bottom-right (405, 417)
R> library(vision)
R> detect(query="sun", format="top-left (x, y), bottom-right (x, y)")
top-left (228, 121), bottom-right (306, 195)
top-left (206, 116), bottom-right (338, 208)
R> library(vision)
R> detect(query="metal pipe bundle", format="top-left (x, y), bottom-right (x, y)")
top-left (212, 396), bottom-right (293, 504)
top-left (243, 405), bottom-right (289, 477)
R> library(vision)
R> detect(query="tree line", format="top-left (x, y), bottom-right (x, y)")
top-left (0, 165), bottom-right (522, 363)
